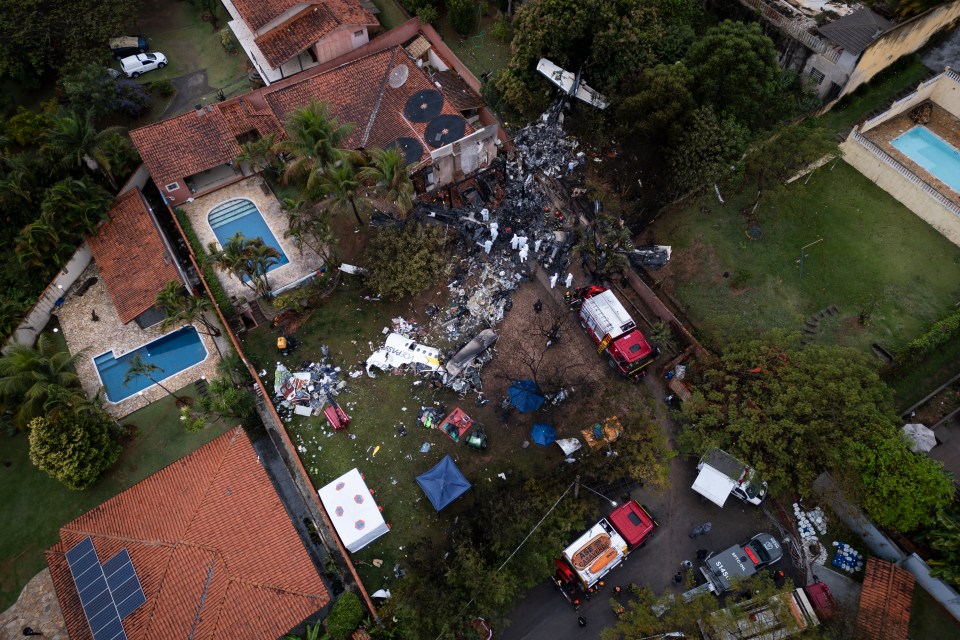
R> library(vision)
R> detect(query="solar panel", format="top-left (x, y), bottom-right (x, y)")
top-left (65, 538), bottom-right (145, 640)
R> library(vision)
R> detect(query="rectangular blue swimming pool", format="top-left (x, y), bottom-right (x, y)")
top-left (208, 198), bottom-right (289, 272)
top-left (891, 126), bottom-right (960, 194)
top-left (94, 327), bottom-right (207, 402)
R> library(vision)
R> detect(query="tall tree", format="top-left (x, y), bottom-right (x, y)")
top-left (123, 354), bottom-right (179, 400)
top-left (206, 233), bottom-right (281, 297)
top-left (677, 332), bottom-right (952, 530)
top-left (0, 334), bottom-right (83, 429)
top-left (282, 198), bottom-right (338, 264)
top-left (275, 100), bottom-right (355, 192)
top-left (155, 281), bottom-right (223, 356)
top-left (17, 176), bottom-right (113, 267)
top-left (363, 223), bottom-right (449, 300)
top-left (684, 20), bottom-right (783, 129)
top-left (358, 147), bottom-right (415, 219)
top-left (666, 105), bottom-right (748, 196)
top-left (42, 110), bottom-right (126, 189)
top-left (316, 160), bottom-right (367, 226)
top-left (616, 62), bottom-right (695, 147)
top-left (28, 410), bottom-right (121, 490)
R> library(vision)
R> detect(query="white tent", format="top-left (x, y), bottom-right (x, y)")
top-left (903, 423), bottom-right (937, 453)
top-left (318, 468), bottom-right (389, 553)
top-left (691, 464), bottom-right (737, 508)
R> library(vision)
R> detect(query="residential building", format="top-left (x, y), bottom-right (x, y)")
top-left (46, 428), bottom-right (330, 639)
top-left (855, 558), bottom-right (915, 640)
top-left (223, 0), bottom-right (379, 85)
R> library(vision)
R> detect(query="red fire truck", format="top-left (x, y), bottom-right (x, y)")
top-left (573, 286), bottom-right (658, 378)
top-left (553, 500), bottom-right (658, 605)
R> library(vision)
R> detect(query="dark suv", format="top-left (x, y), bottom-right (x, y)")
top-left (109, 36), bottom-right (148, 59)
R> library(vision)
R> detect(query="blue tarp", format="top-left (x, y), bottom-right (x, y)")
top-left (531, 423), bottom-right (556, 446)
top-left (416, 455), bottom-right (472, 511)
top-left (508, 379), bottom-right (545, 413)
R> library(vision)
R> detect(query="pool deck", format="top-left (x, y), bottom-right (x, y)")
top-left (179, 176), bottom-right (323, 301)
top-left (56, 262), bottom-right (222, 419)
top-left (862, 103), bottom-right (960, 206)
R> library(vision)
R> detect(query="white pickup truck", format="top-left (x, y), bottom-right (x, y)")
top-left (693, 450), bottom-right (767, 507)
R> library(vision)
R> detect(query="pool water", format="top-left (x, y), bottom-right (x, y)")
top-left (94, 327), bottom-right (207, 402)
top-left (208, 198), bottom-right (289, 272)
top-left (891, 126), bottom-right (960, 194)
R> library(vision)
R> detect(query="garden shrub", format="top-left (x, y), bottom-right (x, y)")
top-left (901, 307), bottom-right (960, 364)
top-left (448, 0), bottom-right (477, 34)
top-left (325, 591), bottom-right (363, 640)
top-left (151, 79), bottom-right (176, 97)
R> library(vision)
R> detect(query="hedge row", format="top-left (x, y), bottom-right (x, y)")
top-left (173, 208), bottom-right (235, 319)
top-left (902, 307), bottom-right (960, 364)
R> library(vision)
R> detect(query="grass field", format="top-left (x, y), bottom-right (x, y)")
top-left (0, 384), bottom-right (225, 610)
top-left (240, 280), bottom-right (559, 590)
top-left (656, 159), bottom-right (960, 355)
top-left (370, 0), bottom-right (411, 31)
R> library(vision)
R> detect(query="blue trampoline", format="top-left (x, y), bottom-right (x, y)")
top-left (416, 455), bottom-right (472, 511)
top-left (508, 379), bottom-right (545, 413)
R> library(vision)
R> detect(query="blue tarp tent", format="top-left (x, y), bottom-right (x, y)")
top-left (508, 379), bottom-right (545, 413)
top-left (531, 423), bottom-right (556, 446)
top-left (416, 455), bottom-right (472, 511)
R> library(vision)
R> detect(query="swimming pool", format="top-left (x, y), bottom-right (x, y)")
top-left (891, 126), bottom-right (960, 194)
top-left (94, 327), bottom-right (207, 402)
top-left (208, 198), bottom-right (289, 271)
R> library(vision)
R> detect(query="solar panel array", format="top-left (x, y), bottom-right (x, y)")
top-left (65, 538), bottom-right (146, 640)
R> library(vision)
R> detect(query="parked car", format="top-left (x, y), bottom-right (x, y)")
top-left (109, 36), bottom-right (148, 59)
top-left (119, 52), bottom-right (167, 78)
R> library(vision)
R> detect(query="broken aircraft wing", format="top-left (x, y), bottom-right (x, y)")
top-left (536, 58), bottom-right (609, 110)
top-left (444, 329), bottom-right (498, 380)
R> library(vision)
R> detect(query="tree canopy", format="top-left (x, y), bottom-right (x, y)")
top-left (0, 0), bottom-right (140, 80)
top-left (677, 332), bottom-right (952, 530)
top-left (363, 222), bottom-right (450, 300)
top-left (28, 409), bottom-right (120, 490)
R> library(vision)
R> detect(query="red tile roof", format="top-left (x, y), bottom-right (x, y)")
top-left (87, 189), bottom-right (181, 324)
top-left (233, 0), bottom-right (376, 68)
top-left (46, 428), bottom-right (329, 640)
top-left (131, 45), bottom-right (475, 185)
top-left (855, 557), bottom-right (915, 640)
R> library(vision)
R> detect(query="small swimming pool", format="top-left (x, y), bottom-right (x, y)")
top-left (94, 327), bottom-right (207, 402)
top-left (891, 126), bottom-right (960, 194)
top-left (208, 198), bottom-right (289, 271)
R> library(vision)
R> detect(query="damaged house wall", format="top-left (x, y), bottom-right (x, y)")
top-left (430, 125), bottom-right (500, 188)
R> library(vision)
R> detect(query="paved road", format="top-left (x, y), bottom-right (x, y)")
top-left (500, 378), bottom-right (795, 639)
top-left (163, 70), bottom-right (214, 117)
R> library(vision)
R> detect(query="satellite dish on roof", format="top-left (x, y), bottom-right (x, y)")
top-left (386, 137), bottom-right (424, 165)
top-left (404, 89), bottom-right (444, 122)
top-left (424, 114), bottom-right (467, 149)
top-left (389, 64), bottom-right (409, 89)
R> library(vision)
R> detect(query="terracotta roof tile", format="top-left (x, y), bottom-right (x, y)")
top-left (87, 189), bottom-right (181, 324)
top-left (130, 108), bottom-right (240, 192)
top-left (433, 71), bottom-right (484, 112)
top-left (255, 7), bottom-right (339, 68)
top-left (855, 557), bottom-right (915, 640)
top-left (46, 428), bottom-right (328, 640)
top-left (233, 0), bottom-right (375, 40)
top-left (133, 46), bottom-right (476, 184)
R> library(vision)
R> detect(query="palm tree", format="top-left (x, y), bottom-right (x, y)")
top-left (316, 160), bottom-right (366, 226)
top-left (0, 334), bottom-right (83, 429)
top-left (282, 199), bottom-right (338, 264)
top-left (155, 281), bottom-right (223, 356)
top-left (234, 132), bottom-right (278, 175)
top-left (246, 241), bottom-right (282, 296)
top-left (359, 147), bottom-right (415, 219)
top-left (42, 110), bottom-right (125, 189)
top-left (206, 233), bottom-right (281, 297)
top-left (123, 354), bottom-right (180, 400)
top-left (274, 100), bottom-right (355, 192)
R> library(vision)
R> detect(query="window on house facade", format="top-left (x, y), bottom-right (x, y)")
top-left (810, 68), bottom-right (825, 85)
top-left (165, 182), bottom-right (180, 192)
top-left (354, 30), bottom-right (364, 37)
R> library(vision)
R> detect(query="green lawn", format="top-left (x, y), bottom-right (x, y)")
top-left (240, 282), bottom-right (557, 590)
top-left (657, 160), bottom-right (960, 356)
top-left (370, 0), bottom-right (411, 31)
top-left (910, 587), bottom-right (960, 639)
top-left (436, 11), bottom-right (512, 82)
top-left (126, 0), bottom-right (250, 117)
top-left (0, 385), bottom-right (225, 610)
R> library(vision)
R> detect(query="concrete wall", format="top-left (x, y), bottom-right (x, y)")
top-left (841, 132), bottom-right (960, 247)
top-left (860, 71), bottom-right (947, 132)
top-left (841, 1), bottom-right (960, 100)
top-left (429, 124), bottom-right (499, 187)
top-left (313, 26), bottom-right (366, 65)
top-left (932, 69), bottom-right (960, 112)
